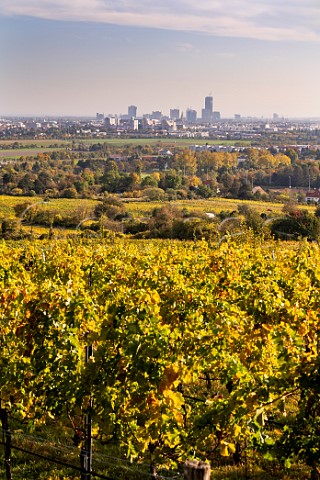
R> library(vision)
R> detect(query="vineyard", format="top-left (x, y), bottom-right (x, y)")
top-left (1, 237), bottom-right (320, 478)
top-left (0, 194), bottom-right (315, 222)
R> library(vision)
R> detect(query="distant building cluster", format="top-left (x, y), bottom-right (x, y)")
top-left (1, 115), bottom-right (320, 143)
top-left (102, 95), bottom-right (222, 130)
top-left (100, 95), bottom-right (288, 133)
top-left (1, 93), bottom-right (320, 141)
top-left (97, 93), bottom-right (319, 138)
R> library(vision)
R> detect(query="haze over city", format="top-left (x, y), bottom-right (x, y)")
top-left (1, 0), bottom-right (320, 118)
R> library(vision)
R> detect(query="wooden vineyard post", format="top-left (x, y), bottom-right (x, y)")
top-left (150, 463), bottom-right (157, 479)
top-left (81, 345), bottom-right (93, 480)
top-left (0, 405), bottom-right (12, 480)
top-left (81, 272), bottom-right (94, 480)
top-left (184, 460), bottom-right (211, 480)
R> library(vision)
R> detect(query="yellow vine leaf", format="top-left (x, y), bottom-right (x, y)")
top-left (220, 443), bottom-right (229, 457)
top-left (159, 365), bottom-right (180, 393)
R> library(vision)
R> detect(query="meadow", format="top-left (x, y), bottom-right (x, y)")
top-left (80, 137), bottom-right (250, 147)
top-left (0, 136), bottom-right (250, 150)
top-left (0, 139), bottom-right (68, 159)
top-left (0, 148), bottom-right (66, 159)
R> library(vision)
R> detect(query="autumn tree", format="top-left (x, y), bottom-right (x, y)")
top-left (94, 196), bottom-right (127, 220)
top-left (173, 149), bottom-right (197, 175)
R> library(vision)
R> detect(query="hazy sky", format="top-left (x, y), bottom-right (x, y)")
top-left (1, 0), bottom-right (320, 118)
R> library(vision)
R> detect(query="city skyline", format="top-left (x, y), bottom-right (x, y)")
top-left (1, 1), bottom-right (320, 118)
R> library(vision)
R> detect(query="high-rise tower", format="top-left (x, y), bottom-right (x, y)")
top-left (128, 105), bottom-right (137, 118)
top-left (205, 96), bottom-right (213, 112)
top-left (202, 95), bottom-right (213, 122)
top-left (186, 109), bottom-right (197, 123)
top-left (170, 108), bottom-right (180, 120)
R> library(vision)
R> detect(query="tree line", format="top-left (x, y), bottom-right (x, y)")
top-left (1, 145), bottom-right (320, 201)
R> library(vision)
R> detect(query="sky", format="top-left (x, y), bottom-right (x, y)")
top-left (1, 0), bottom-right (320, 119)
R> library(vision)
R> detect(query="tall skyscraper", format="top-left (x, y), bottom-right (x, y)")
top-left (202, 95), bottom-right (213, 122)
top-left (151, 111), bottom-right (162, 120)
top-left (186, 109), bottom-right (197, 123)
top-left (205, 96), bottom-right (213, 112)
top-left (170, 108), bottom-right (180, 120)
top-left (128, 105), bottom-right (137, 117)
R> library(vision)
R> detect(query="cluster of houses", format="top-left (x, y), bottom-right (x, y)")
top-left (305, 191), bottom-right (320, 203)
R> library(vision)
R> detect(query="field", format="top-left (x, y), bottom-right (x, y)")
top-left (80, 137), bottom-right (250, 147)
top-left (0, 147), bottom-right (66, 159)
top-left (0, 137), bottom-right (249, 162)
top-left (0, 139), bottom-right (68, 159)
top-left (0, 139), bottom-right (69, 147)
top-left (0, 137), bottom-right (250, 149)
